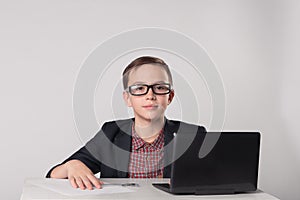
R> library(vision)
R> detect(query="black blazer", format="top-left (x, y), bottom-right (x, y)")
top-left (46, 118), bottom-right (206, 178)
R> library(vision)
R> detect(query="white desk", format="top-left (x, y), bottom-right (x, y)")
top-left (21, 178), bottom-right (279, 200)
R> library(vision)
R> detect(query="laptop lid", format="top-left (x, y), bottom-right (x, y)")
top-left (169, 131), bottom-right (260, 194)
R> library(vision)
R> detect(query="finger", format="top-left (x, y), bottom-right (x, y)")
top-left (69, 177), bottom-right (78, 189)
top-left (81, 176), bottom-right (93, 190)
top-left (87, 174), bottom-right (102, 189)
top-left (75, 177), bottom-right (85, 190)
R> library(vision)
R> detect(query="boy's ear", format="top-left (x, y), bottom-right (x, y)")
top-left (168, 90), bottom-right (175, 105)
top-left (123, 91), bottom-right (132, 107)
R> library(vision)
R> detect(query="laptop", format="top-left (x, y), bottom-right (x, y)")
top-left (153, 131), bottom-right (261, 195)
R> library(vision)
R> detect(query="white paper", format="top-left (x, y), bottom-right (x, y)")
top-left (28, 179), bottom-right (134, 196)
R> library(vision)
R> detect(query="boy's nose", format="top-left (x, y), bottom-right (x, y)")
top-left (146, 87), bottom-right (156, 100)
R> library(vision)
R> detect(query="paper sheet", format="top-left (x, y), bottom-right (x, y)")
top-left (28, 179), bottom-right (134, 196)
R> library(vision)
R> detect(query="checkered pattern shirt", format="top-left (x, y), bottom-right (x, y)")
top-left (128, 124), bottom-right (164, 178)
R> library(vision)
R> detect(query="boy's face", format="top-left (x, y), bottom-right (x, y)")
top-left (123, 64), bottom-right (174, 124)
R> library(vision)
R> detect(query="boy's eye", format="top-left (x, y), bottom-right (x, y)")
top-left (134, 86), bottom-right (145, 91)
top-left (155, 85), bottom-right (169, 91)
top-left (131, 85), bottom-right (146, 91)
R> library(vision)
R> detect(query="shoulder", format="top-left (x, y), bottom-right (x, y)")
top-left (86, 118), bottom-right (132, 146)
top-left (165, 118), bottom-right (206, 132)
top-left (101, 118), bottom-right (133, 130)
top-left (99, 118), bottom-right (133, 138)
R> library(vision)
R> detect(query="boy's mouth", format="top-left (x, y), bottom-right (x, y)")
top-left (142, 105), bottom-right (159, 110)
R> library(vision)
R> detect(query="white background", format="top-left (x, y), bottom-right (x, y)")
top-left (1, 1), bottom-right (299, 199)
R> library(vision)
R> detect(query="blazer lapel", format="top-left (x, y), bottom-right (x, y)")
top-left (113, 119), bottom-right (133, 178)
top-left (163, 118), bottom-right (179, 177)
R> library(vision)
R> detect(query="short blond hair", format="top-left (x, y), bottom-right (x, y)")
top-left (122, 56), bottom-right (173, 89)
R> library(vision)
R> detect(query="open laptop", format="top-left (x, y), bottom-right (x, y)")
top-left (153, 131), bottom-right (261, 195)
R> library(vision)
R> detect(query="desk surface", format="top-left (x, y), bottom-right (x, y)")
top-left (21, 178), bottom-right (279, 200)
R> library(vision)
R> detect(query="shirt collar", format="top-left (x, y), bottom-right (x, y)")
top-left (131, 122), bottom-right (164, 150)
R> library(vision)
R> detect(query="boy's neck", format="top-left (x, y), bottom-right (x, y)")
top-left (134, 117), bottom-right (165, 143)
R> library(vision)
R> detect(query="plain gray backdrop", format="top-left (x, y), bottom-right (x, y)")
top-left (1, 1), bottom-right (299, 199)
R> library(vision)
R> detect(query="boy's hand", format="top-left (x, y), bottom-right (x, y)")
top-left (64, 160), bottom-right (103, 190)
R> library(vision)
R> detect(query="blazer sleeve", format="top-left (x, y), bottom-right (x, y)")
top-left (45, 120), bottom-right (126, 178)
top-left (45, 146), bottom-right (102, 178)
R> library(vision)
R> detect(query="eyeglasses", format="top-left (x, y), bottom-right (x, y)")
top-left (126, 83), bottom-right (172, 96)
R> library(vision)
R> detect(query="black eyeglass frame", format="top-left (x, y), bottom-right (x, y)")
top-left (125, 83), bottom-right (172, 96)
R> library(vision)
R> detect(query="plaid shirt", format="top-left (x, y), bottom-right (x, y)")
top-left (128, 124), bottom-right (164, 178)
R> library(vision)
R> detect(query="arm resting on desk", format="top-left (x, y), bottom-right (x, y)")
top-left (46, 147), bottom-right (103, 190)
top-left (46, 146), bottom-right (102, 178)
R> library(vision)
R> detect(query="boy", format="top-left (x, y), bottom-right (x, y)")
top-left (46, 56), bottom-right (206, 190)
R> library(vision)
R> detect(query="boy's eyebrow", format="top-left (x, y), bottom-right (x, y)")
top-left (131, 81), bottom-right (168, 85)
